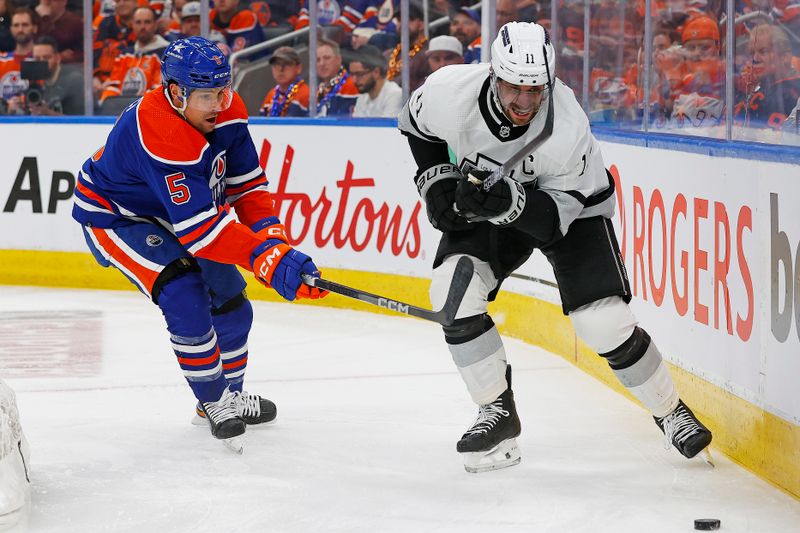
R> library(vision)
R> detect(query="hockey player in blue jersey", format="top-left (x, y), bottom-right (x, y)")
top-left (72, 36), bottom-right (327, 452)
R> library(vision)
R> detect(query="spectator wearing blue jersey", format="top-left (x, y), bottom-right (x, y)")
top-left (450, 8), bottom-right (481, 64)
top-left (72, 37), bottom-right (326, 452)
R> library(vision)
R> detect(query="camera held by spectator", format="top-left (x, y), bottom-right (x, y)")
top-left (20, 59), bottom-right (49, 113)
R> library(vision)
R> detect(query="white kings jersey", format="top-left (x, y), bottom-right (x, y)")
top-left (398, 63), bottom-right (615, 237)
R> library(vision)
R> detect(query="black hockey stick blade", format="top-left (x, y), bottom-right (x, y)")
top-left (300, 256), bottom-right (474, 326)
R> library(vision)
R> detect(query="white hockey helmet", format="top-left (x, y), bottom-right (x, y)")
top-left (491, 22), bottom-right (555, 86)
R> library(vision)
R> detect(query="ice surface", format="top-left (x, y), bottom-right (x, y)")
top-left (1, 286), bottom-right (798, 533)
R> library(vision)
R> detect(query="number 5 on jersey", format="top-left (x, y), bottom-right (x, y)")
top-left (166, 172), bottom-right (191, 204)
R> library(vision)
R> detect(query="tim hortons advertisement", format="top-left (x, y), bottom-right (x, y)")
top-left (600, 140), bottom-right (800, 423)
top-left (0, 122), bottom-right (560, 287)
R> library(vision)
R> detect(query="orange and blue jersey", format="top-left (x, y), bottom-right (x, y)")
top-left (0, 53), bottom-right (26, 101)
top-left (210, 7), bottom-right (264, 53)
top-left (355, 0), bottom-right (399, 33)
top-left (72, 89), bottom-right (274, 269)
top-left (99, 46), bottom-right (165, 103)
top-left (317, 73), bottom-right (359, 116)
top-left (296, 0), bottom-right (366, 32)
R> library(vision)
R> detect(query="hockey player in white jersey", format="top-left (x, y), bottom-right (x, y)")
top-left (398, 22), bottom-right (713, 473)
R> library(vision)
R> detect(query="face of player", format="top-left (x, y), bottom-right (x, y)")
top-left (496, 78), bottom-right (547, 126)
top-left (11, 14), bottom-right (36, 46)
top-left (683, 38), bottom-right (718, 63)
top-left (32, 43), bottom-right (59, 75)
top-left (170, 83), bottom-right (233, 134)
top-left (349, 61), bottom-right (378, 94)
top-left (427, 51), bottom-right (463, 73)
top-left (450, 14), bottom-right (480, 46)
top-left (316, 45), bottom-right (342, 82)
top-left (271, 61), bottom-right (302, 88)
top-left (181, 15), bottom-right (201, 36)
top-left (133, 8), bottom-right (157, 45)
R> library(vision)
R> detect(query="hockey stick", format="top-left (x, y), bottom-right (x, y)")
top-left (300, 256), bottom-right (474, 326)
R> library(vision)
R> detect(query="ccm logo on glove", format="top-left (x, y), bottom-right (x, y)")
top-left (251, 240), bottom-right (327, 301)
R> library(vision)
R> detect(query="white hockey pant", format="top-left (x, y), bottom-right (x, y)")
top-left (570, 296), bottom-right (679, 418)
top-left (431, 255), bottom-right (508, 405)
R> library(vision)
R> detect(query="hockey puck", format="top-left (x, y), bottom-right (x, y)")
top-left (694, 518), bottom-right (721, 530)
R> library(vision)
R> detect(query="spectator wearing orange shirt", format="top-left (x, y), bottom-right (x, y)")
top-left (99, 6), bottom-right (168, 107)
top-left (260, 46), bottom-right (309, 116)
top-left (93, 0), bottom-right (138, 89)
top-left (211, 0), bottom-right (264, 53)
top-left (0, 8), bottom-right (38, 112)
top-left (670, 15), bottom-right (725, 128)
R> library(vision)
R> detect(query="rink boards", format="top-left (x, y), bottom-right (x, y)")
top-left (0, 118), bottom-right (798, 499)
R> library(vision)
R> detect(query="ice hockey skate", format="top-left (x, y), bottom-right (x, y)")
top-left (457, 366), bottom-right (522, 473)
top-left (196, 389), bottom-right (246, 454)
top-left (194, 390), bottom-right (276, 428)
top-left (654, 399), bottom-right (713, 465)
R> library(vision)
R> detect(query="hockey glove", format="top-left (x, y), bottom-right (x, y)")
top-left (455, 169), bottom-right (527, 226)
top-left (251, 240), bottom-right (327, 301)
top-left (250, 216), bottom-right (288, 242)
top-left (416, 163), bottom-right (471, 232)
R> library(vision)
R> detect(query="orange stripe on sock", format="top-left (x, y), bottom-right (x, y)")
top-left (177, 347), bottom-right (221, 366)
top-left (222, 356), bottom-right (248, 370)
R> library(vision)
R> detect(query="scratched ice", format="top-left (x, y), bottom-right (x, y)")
top-left (2, 286), bottom-right (798, 533)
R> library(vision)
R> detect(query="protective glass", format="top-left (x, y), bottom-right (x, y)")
top-left (186, 84), bottom-right (234, 113)
top-left (495, 78), bottom-right (548, 113)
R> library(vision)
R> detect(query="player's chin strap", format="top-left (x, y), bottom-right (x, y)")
top-left (164, 85), bottom-right (189, 117)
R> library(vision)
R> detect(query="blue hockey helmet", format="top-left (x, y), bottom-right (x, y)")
top-left (161, 37), bottom-right (233, 112)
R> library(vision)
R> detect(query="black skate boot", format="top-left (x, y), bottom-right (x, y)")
top-left (233, 391), bottom-right (277, 425)
top-left (198, 389), bottom-right (246, 442)
top-left (654, 399), bottom-right (712, 459)
top-left (457, 365), bottom-right (522, 473)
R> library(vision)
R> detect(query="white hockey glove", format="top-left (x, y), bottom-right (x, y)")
top-left (455, 169), bottom-right (527, 226)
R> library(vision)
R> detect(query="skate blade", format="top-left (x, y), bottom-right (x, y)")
top-left (700, 447), bottom-right (714, 467)
top-left (462, 438), bottom-right (521, 474)
top-left (193, 414), bottom-right (277, 428)
top-left (222, 436), bottom-right (244, 454)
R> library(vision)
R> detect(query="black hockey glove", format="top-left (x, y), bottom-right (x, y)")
top-left (455, 169), bottom-right (527, 226)
top-left (417, 164), bottom-right (472, 232)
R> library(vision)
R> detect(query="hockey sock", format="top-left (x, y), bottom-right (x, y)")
top-left (158, 272), bottom-right (228, 402)
top-left (211, 295), bottom-right (253, 393)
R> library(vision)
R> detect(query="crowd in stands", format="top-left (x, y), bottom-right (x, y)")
top-left (0, 0), bottom-right (798, 142)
